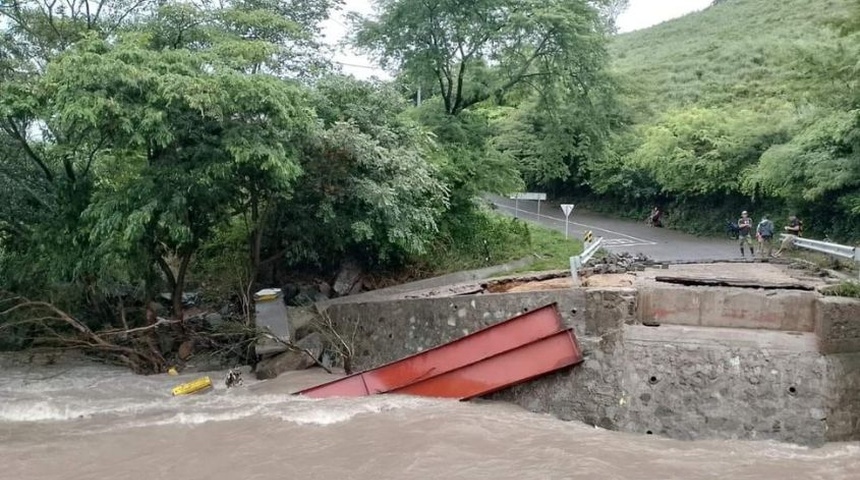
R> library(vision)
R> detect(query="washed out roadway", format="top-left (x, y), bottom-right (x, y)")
top-left (488, 195), bottom-right (741, 262)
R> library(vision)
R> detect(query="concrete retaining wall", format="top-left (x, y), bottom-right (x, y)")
top-left (319, 285), bottom-right (860, 446)
top-left (816, 296), bottom-right (860, 354)
top-left (637, 285), bottom-right (817, 331)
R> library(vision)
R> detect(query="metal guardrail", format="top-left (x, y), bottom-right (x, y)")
top-left (570, 237), bottom-right (603, 282)
top-left (780, 234), bottom-right (860, 278)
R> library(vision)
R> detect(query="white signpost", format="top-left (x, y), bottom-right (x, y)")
top-left (509, 192), bottom-right (547, 218)
top-left (561, 204), bottom-right (575, 239)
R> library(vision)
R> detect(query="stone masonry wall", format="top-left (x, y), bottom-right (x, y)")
top-left (322, 290), bottom-right (585, 371)
top-left (319, 286), bottom-right (860, 446)
top-left (826, 353), bottom-right (860, 442)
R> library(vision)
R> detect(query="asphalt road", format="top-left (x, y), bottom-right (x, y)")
top-left (487, 195), bottom-right (742, 262)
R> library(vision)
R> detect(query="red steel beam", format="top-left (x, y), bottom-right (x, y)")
top-left (389, 329), bottom-right (582, 400)
top-left (296, 303), bottom-right (568, 399)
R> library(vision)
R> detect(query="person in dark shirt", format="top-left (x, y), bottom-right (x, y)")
top-left (648, 206), bottom-right (663, 227)
top-left (774, 215), bottom-right (803, 257)
top-left (737, 210), bottom-right (754, 258)
top-left (785, 215), bottom-right (803, 236)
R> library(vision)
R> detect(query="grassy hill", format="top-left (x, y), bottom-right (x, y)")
top-left (592, 0), bottom-right (860, 240)
top-left (610, 0), bottom-right (853, 117)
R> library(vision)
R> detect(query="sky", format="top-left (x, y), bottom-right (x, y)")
top-left (320, 0), bottom-right (715, 80)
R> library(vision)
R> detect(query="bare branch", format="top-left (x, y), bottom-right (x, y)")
top-left (104, 0), bottom-right (150, 35)
top-left (99, 317), bottom-right (182, 337)
top-left (2, 118), bottom-right (55, 182)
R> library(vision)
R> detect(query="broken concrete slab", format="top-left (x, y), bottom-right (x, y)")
top-left (654, 275), bottom-right (813, 290)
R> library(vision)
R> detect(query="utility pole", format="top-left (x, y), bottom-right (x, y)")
top-left (417, 86), bottom-right (422, 106)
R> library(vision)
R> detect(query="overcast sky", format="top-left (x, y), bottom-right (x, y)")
top-left (321, 0), bottom-right (714, 80)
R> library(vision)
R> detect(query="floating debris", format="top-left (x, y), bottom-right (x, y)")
top-left (225, 369), bottom-right (244, 388)
top-left (171, 376), bottom-right (213, 396)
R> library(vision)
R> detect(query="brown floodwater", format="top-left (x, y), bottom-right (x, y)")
top-left (1, 363), bottom-right (858, 480)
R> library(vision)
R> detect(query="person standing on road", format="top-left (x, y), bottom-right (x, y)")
top-left (738, 210), bottom-right (754, 258)
top-left (647, 206), bottom-right (662, 227)
top-left (756, 214), bottom-right (775, 258)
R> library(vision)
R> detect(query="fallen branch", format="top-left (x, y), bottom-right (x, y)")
top-left (309, 308), bottom-right (359, 375)
top-left (259, 327), bottom-right (333, 374)
top-left (0, 294), bottom-right (167, 373)
top-left (99, 317), bottom-right (182, 337)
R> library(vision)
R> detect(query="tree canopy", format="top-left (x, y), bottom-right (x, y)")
top-left (0, 0), bottom-right (453, 333)
top-left (352, 0), bottom-right (613, 116)
top-left (5, 0), bottom-right (858, 368)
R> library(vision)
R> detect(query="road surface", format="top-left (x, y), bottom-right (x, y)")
top-left (488, 195), bottom-right (741, 262)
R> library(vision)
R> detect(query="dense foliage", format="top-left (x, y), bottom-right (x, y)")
top-left (0, 1), bottom-right (449, 344)
top-left (6, 0), bottom-right (855, 361)
top-left (586, 0), bottom-right (860, 239)
top-left (0, 0), bottom-right (612, 357)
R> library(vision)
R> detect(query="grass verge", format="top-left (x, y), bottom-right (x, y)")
top-left (784, 249), bottom-right (859, 277)
top-left (499, 217), bottom-right (584, 275)
top-left (364, 209), bottom-right (583, 288)
top-left (427, 210), bottom-right (584, 275)
top-left (821, 281), bottom-right (860, 299)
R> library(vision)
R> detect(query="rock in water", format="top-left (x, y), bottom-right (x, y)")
top-left (254, 333), bottom-right (325, 380)
top-left (255, 351), bottom-right (313, 380)
top-left (295, 332), bottom-right (324, 362)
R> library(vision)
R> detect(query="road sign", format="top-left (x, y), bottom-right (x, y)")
top-left (510, 192), bottom-right (547, 219)
top-left (509, 192), bottom-right (547, 201)
top-left (584, 230), bottom-right (593, 243)
top-left (561, 204), bottom-right (575, 239)
top-left (561, 204), bottom-right (574, 217)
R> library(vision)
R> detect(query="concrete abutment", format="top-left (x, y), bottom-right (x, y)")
top-left (317, 277), bottom-right (860, 446)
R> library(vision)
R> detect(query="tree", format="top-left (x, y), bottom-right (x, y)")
top-left (351, 0), bottom-right (612, 116)
top-left (629, 107), bottom-right (791, 197)
top-left (741, 2), bottom-right (859, 237)
top-left (0, 2), bottom-right (316, 321)
top-left (261, 76), bottom-right (450, 270)
top-left (600, 0), bottom-right (630, 33)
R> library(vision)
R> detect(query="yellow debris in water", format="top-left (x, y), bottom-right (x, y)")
top-left (171, 376), bottom-right (212, 396)
top-left (168, 367), bottom-right (178, 376)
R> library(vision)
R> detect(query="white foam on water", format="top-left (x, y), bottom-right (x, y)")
top-left (0, 395), bottom-right (177, 422)
top-left (0, 400), bottom-right (88, 422)
top-left (96, 394), bottom-right (448, 430)
top-left (0, 363), bottom-right (451, 433)
top-left (274, 395), bottom-right (449, 426)
top-left (0, 366), bottom-right (132, 394)
top-left (758, 442), bottom-right (860, 460)
top-left (143, 406), bottom-right (268, 427)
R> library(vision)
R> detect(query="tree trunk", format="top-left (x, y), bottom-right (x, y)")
top-left (248, 196), bottom-right (264, 286)
top-left (172, 251), bottom-right (193, 321)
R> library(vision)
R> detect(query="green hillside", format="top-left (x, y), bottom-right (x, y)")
top-left (593, 0), bottom-right (860, 239)
top-left (611, 0), bottom-right (852, 116)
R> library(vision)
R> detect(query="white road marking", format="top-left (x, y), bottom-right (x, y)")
top-left (493, 202), bottom-right (658, 246)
